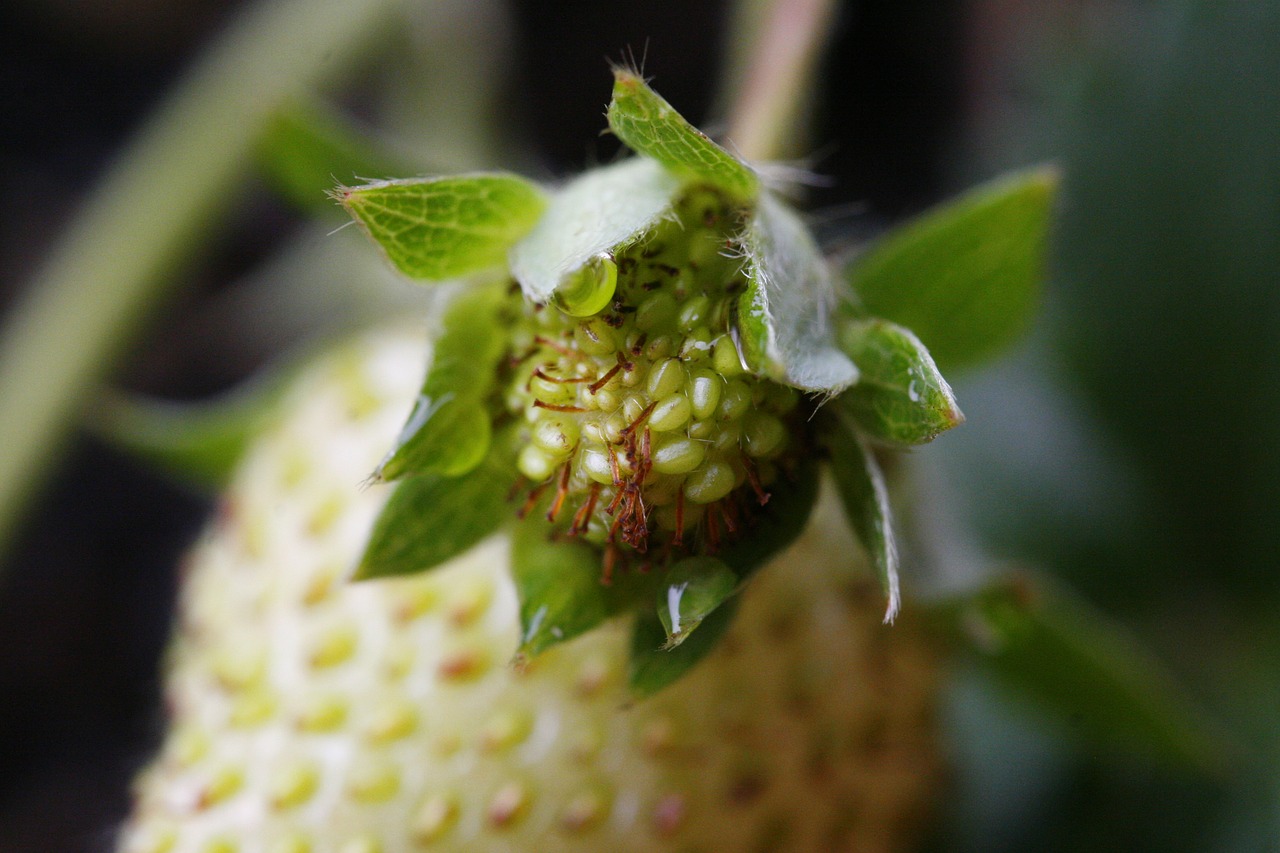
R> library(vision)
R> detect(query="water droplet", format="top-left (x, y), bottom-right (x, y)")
top-left (556, 254), bottom-right (618, 317)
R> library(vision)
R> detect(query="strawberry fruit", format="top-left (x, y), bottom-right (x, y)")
top-left (118, 329), bottom-right (941, 853)
top-left (117, 71), bottom-right (970, 852)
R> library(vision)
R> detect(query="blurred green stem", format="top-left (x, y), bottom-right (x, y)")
top-left (723, 0), bottom-right (840, 161)
top-left (0, 0), bottom-right (406, 568)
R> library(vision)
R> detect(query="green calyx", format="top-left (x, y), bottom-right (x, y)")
top-left (338, 69), bottom-right (1055, 690)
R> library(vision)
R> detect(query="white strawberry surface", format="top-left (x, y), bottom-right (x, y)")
top-left (119, 328), bottom-right (940, 853)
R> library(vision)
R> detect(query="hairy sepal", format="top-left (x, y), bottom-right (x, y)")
top-left (737, 194), bottom-right (859, 393)
top-left (509, 158), bottom-right (680, 306)
top-left (339, 172), bottom-right (547, 281)
top-left (838, 318), bottom-right (963, 447)
top-left (607, 68), bottom-right (758, 203)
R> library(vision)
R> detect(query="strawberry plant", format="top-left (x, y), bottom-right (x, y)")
top-left (0, 2), bottom-right (1219, 851)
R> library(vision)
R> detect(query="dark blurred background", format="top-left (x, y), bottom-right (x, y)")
top-left (1, 1), bottom-right (1276, 851)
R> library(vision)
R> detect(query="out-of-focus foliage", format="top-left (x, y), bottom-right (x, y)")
top-left (935, 1), bottom-right (1280, 851)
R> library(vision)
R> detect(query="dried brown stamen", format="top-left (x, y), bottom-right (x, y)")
top-left (517, 481), bottom-right (550, 519)
top-left (606, 445), bottom-right (622, 488)
top-left (533, 401), bottom-right (586, 413)
top-left (588, 361), bottom-right (622, 394)
top-left (673, 490), bottom-right (686, 548)
top-left (602, 543), bottom-right (619, 586)
top-left (534, 335), bottom-right (576, 357)
top-left (706, 505), bottom-right (721, 553)
top-left (532, 367), bottom-right (591, 385)
top-left (620, 401), bottom-right (657, 438)
top-left (546, 463), bottom-right (572, 523)
top-left (742, 454), bottom-right (771, 506)
top-left (571, 482), bottom-right (601, 535)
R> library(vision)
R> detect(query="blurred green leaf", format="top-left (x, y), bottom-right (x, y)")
top-left (375, 286), bottom-right (507, 481)
top-left (354, 429), bottom-right (516, 581)
top-left (607, 68), bottom-right (758, 201)
top-left (339, 172), bottom-right (547, 280)
top-left (90, 376), bottom-right (287, 490)
top-left (933, 573), bottom-right (1220, 770)
top-left (844, 168), bottom-right (1057, 371)
top-left (256, 100), bottom-right (417, 212)
top-left (656, 556), bottom-right (738, 649)
top-left (824, 413), bottom-right (900, 622)
top-left (0, 0), bottom-right (408, 561)
top-left (510, 158), bottom-right (679, 304)
top-left (737, 194), bottom-right (860, 392)
top-left (838, 317), bottom-right (963, 446)
top-left (629, 597), bottom-right (740, 699)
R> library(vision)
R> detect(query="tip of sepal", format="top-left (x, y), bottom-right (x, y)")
top-left (824, 413), bottom-right (904, 625)
top-left (836, 317), bottom-right (964, 447)
top-left (338, 173), bottom-right (547, 281)
top-left (881, 554), bottom-right (902, 626)
top-left (606, 68), bottom-right (759, 203)
top-left (352, 434), bottom-right (517, 582)
top-left (609, 64), bottom-right (647, 91)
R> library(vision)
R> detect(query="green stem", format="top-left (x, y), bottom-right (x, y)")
top-left (722, 0), bottom-right (840, 162)
top-left (0, 0), bottom-right (406, 567)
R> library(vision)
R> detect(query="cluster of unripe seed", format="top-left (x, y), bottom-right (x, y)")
top-left (504, 187), bottom-right (801, 560)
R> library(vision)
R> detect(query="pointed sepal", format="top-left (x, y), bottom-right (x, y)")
top-left (838, 318), bottom-right (963, 446)
top-left (373, 286), bottom-right (507, 482)
top-left (843, 167), bottom-right (1057, 371)
top-left (338, 172), bottom-right (547, 281)
top-left (607, 68), bottom-right (759, 202)
top-left (90, 380), bottom-right (283, 490)
top-left (656, 556), bottom-right (738, 649)
top-left (735, 195), bottom-right (860, 393)
top-left (353, 429), bottom-right (516, 581)
top-left (929, 573), bottom-right (1221, 770)
top-left (824, 413), bottom-right (901, 623)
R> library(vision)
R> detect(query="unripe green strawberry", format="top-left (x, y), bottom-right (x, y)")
top-left (118, 329), bottom-right (941, 853)
top-left (502, 185), bottom-right (798, 559)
